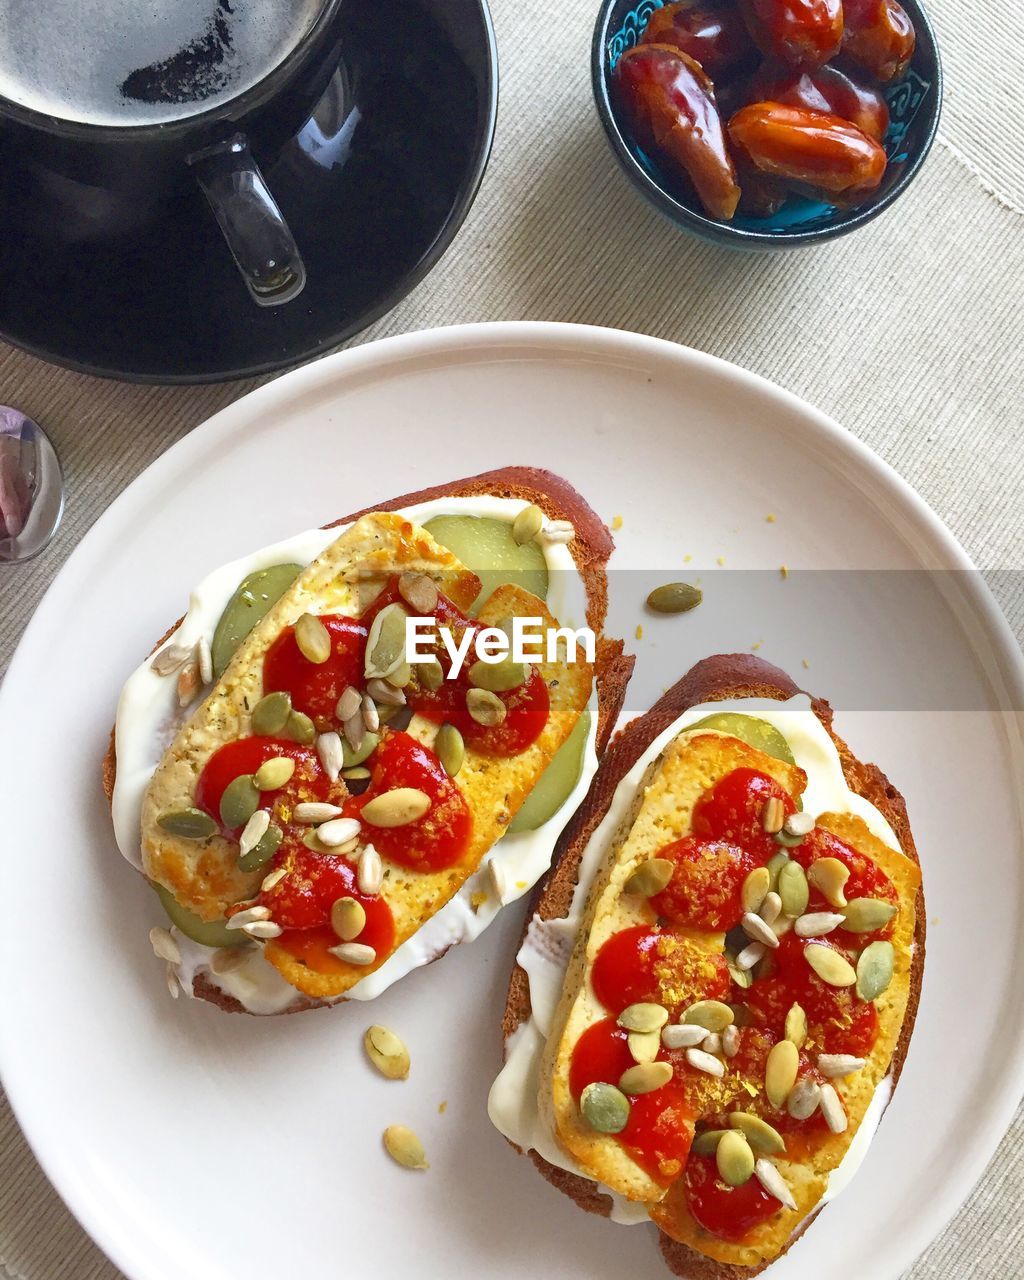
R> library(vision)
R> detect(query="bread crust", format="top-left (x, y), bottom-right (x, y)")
top-left (498, 653), bottom-right (926, 1278)
top-left (105, 468), bottom-right (634, 1014)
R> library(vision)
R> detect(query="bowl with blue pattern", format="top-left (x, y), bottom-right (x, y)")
top-left (592, 0), bottom-right (942, 248)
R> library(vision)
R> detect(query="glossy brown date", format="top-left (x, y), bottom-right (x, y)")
top-left (641, 1), bottom-right (756, 78)
top-left (615, 44), bottom-right (741, 219)
top-left (740, 0), bottom-right (843, 68)
top-left (728, 101), bottom-right (887, 201)
top-left (842, 0), bottom-right (916, 81)
top-left (751, 62), bottom-right (889, 140)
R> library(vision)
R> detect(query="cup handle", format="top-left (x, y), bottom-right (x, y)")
top-left (188, 133), bottom-right (306, 307)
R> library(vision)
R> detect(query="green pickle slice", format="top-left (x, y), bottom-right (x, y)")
top-left (508, 708), bottom-right (592, 833)
top-left (211, 563), bottom-right (303, 677)
top-left (153, 882), bottom-right (245, 949)
top-left (686, 712), bottom-right (796, 766)
top-left (423, 515), bottom-right (548, 610)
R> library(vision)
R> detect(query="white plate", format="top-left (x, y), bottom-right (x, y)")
top-left (1, 323), bottom-right (1021, 1280)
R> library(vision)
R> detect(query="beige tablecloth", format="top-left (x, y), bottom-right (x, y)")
top-left (1, 0), bottom-right (1022, 1275)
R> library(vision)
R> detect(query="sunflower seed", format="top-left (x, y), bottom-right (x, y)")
top-left (367, 677), bottom-right (407, 707)
top-left (691, 1129), bottom-right (729, 1156)
top-left (761, 796), bottom-right (785, 834)
top-left (784, 810), bottom-right (815, 837)
top-left (294, 801), bottom-right (344, 824)
top-left (286, 710), bottom-right (316, 744)
top-left (843, 898), bottom-right (898, 933)
top-left (362, 788), bottom-right (430, 828)
top-left (383, 1125), bottom-right (428, 1170)
top-left (242, 920), bottom-right (283, 939)
top-left (165, 963), bottom-right (180, 998)
top-left (398, 572), bottom-right (439, 614)
top-left (784, 1002), bottom-right (807, 1049)
top-left (436, 723), bottom-right (465, 777)
top-left (331, 896), bottom-right (366, 941)
top-left (619, 1061), bottom-right (673, 1094)
top-left (778, 861), bottom-right (810, 917)
top-left (239, 809), bottom-right (271, 857)
top-left (157, 808), bottom-right (217, 839)
top-left (628, 1031), bottom-right (661, 1064)
top-left (727, 957), bottom-right (753, 988)
top-left (729, 1113), bottom-right (786, 1155)
top-left (722, 1025), bottom-right (741, 1058)
top-left (365, 603), bottom-right (408, 680)
top-left (716, 1130), bottom-right (754, 1187)
top-left (742, 912), bottom-right (781, 949)
top-left (808, 857), bottom-right (850, 908)
top-left (702, 1032), bottom-right (723, 1056)
top-left (488, 859), bottom-right (506, 902)
top-left (253, 756), bottom-right (295, 791)
top-left (466, 688), bottom-right (506, 726)
top-left (686, 1049), bottom-right (725, 1078)
top-left (336, 686), bottom-right (362, 722)
top-left (819, 1083), bottom-right (847, 1134)
top-left (151, 643), bottom-right (191, 676)
top-left (417, 659), bottom-right (444, 692)
top-left (741, 866), bottom-right (771, 914)
top-left (787, 1079), bottom-right (821, 1120)
top-left (318, 817), bottom-right (362, 848)
top-left (225, 905), bottom-right (271, 930)
top-left (365, 1025), bottom-right (411, 1080)
top-left (197, 636), bottom-right (213, 686)
top-left (754, 1159), bottom-right (797, 1211)
top-left (661, 1024), bottom-right (708, 1050)
top-left (618, 1003), bottom-right (670, 1033)
top-left (261, 866), bottom-right (287, 892)
top-left (149, 926), bottom-right (181, 965)
top-left (817, 1053), bottom-right (866, 1078)
top-left (512, 504), bottom-right (544, 545)
top-left (856, 940), bottom-right (895, 1001)
top-left (329, 941), bottom-right (376, 965)
top-left (219, 775), bottom-right (260, 829)
top-left (210, 946), bottom-right (250, 974)
top-left (251, 691), bottom-right (292, 736)
top-left (765, 1040), bottom-right (799, 1108)
top-left (805, 943), bottom-right (857, 986)
top-left (316, 731), bottom-right (344, 782)
top-left (541, 519), bottom-right (575, 545)
top-left (358, 845), bottom-right (383, 895)
top-left (623, 858), bottom-right (674, 897)
top-left (759, 891), bottom-right (783, 926)
top-left (795, 911), bottom-right (845, 937)
top-left (735, 941), bottom-right (767, 971)
top-left (361, 694), bottom-right (380, 732)
top-left (343, 710), bottom-right (366, 753)
top-left (239, 822), bottom-right (281, 872)
top-left (683, 1000), bottom-right (735, 1032)
top-left (177, 660), bottom-right (201, 707)
top-left (580, 1082), bottom-right (630, 1134)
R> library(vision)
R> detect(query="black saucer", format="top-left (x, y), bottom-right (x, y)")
top-left (0, 0), bottom-right (497, 383)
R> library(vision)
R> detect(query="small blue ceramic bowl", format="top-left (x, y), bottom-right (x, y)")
top-left (592, 0), bottom-right (942, 248)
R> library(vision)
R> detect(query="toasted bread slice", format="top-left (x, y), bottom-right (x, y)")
top-left (499, 654), bottom-right (926, 1278)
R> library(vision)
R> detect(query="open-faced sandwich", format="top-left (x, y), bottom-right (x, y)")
top-left (107, 468), bottom-right (633, 1015)
top-left (490, 654), bottom-right (924, 1275)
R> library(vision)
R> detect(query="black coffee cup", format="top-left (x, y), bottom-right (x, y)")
top-left (0, 0), bottom-right (346, 306)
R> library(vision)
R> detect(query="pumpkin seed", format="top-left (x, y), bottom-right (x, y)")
top-left (388, 662), bottom-right (413, 688)
top-left (618, 1003), bottom-right (669, 1033)
top-left (253, 757), bottom-right (295, 791)
top-left (754, 1158), bottom-right (797, 1211)
top-left (580, 1082), bottom-right (630, 1134)
top-left (819, 1082), bottom-right (847, 1134)
top-left (795, 911), bottom-right (845, 937)
top-left (691, 1129), bottom-right (729, 1156)
top-left (367, 677), bottom-right (407, 707)
top-left (628, 1031), bottom-right (661, 1064)
top-left (741, 912), bottom-right (780, 949)
top-left (286, 710), bottom-right (316, 744)
top-left (365, 603), bottom-right (409, 680)
top-left (337, 686), bottom-right (362, 722)
top-left (398, 572), bottom-right (438, 614)
top-left (435, 723), bottom-right (465, 777)
top-left (808, 857), bottom-right (850, 908)
top-left (364, 1025), bottom-right (410, 1080)
top-left (294, 612), bottom-right (331, 664)
top-left (512, 504), bottom-right (544, 546)
top-left (342, 766), bottom-right (371, 781)
top-left (787, 1079), bottom-right (821, 1120)
top-left (219, 775), bottom-right (260, 829)
top-left (686, 1048), bottom-right (725, 1077)
top-left (362, 788), bottom-right (431, 828)
top-left (761, 796), bottom-right (785, 833)
top-left (382, 1125), bottom-right (428, 1170)
top-left (778, 860), bottom-right (809, 917)
top-left (784, 1002), bottom-right (807, 1049)
top-left (774, 829), bottom-right (806, 849)
top-left (238, 821), bottom-right (282, 872)
top-left (741, 867), bottom-right (771, 914)
top-left (817, 1053), bottom-right (866, 1078)
top-left (417, 659), bottom-right (444, 692)
top-left (716, 1130), bottom-right (755, 1187)
top-left (466, 688), bottom-right (506, 726)
top-left (856, 940), bottom-right (895, 1001)
top-left (623, 857), bottom-right (674, 897)
top-left (683, 1000), bottom-right (734, 1032)
top-left (661, 1024), bottom-right (707, 1050)
top-left (843, 898), bottom-right (898, 933)
top-left (646, 582), bottom-right (703, 614)
top-left (805, 943), bottom-right (857, 987)
top-left (251, 691), bottom-right (292, 736)
top-left (343, 730), bottom-right (379, 768)
top-left (158, 808), bottom-right (217, 840)
top-left (331, 896), bottom-right (366, 941)
top-left (468, 655), bottom-right (530, 693)
top-left (765, 1040), bottom-right (799, 1109)
top-left (728, 1113), bottom-right (786, 1155)
top-left (726, 954), bottom-right (754, 988)
top-left (766, 851), bottom-right (790, 892)
top-left (329, 941), bottom-right (377, 965)
top-left (619, 1061), bottom-right (673, 1095)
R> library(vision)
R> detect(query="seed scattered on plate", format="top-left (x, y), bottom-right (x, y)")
top-left (364, 1024), bottom-right (410, 1080)
top-left (645, 582), bottom-right (703, 614)
top-left (383, 1125), bottom-right (428, 1170)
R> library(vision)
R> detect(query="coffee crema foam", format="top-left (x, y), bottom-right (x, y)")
top-left (0, 0), bottom-right (325, 126)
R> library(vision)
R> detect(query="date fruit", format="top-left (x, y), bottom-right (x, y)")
top-left (751, 63), bottom-right (889, 140)
top-left (728, 102), bottom-right (887, 201)
top-left (843, 0), bottom-right (916, 81)
top-left (740, 0), bottom-right (843, 68)
top-left (616, 44), bottom-right (741, 219)
top-left (641, 1), bottom-right (756, 78)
